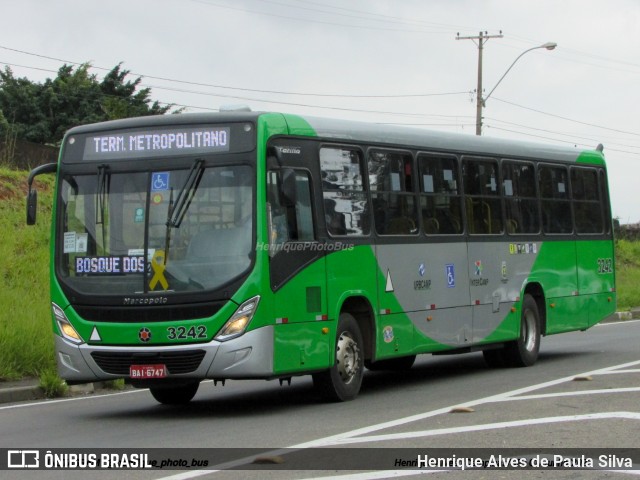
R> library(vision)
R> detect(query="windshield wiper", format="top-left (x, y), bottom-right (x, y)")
top-left (95, 165), bottom-right (110, 253)
top-left (162, 159), bottom-right (204, 265)
top-left (168, 159), bottom-right (204, 228)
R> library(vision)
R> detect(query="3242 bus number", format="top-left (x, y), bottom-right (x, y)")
top-left (167, 325), bottom-right (207, 340)
top-left (597, 258), bottom-right (613, 274)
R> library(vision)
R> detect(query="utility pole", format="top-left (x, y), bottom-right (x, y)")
top-left (456, 31), bottom-right (503, 136)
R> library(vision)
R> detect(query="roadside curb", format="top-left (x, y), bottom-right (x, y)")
top-left (0, 381), bottom-right (114, 405)
top-left (0, 383), bottom-right (45, 404)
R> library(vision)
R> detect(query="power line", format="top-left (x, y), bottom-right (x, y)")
top-left (281, 0), bottom-right (474, 32)
top-left (188, 0), bottom-right (451, 34)
top-left (485, 117), bottom-right (640, 149)
top-left (493, 97), bottom-right (640, 137)
top-left (0, 44), bottom-right (467, 99)
top-left (2, 45), bottom-right (636, 146)
top-left (507, 33), bottom-right (640, 71)
top-left (488, 126), bottom-right (640, 156)
top-left (0, 60), bottom-right (473, 120)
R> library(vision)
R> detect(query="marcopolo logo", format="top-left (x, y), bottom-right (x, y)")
top-left (138, 328), bottom-right (152, 343)
top-left (8, 450), bottom-right (40, 468)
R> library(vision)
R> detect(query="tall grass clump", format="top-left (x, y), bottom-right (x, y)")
top-left (615, 239), bottom-right (640, 311)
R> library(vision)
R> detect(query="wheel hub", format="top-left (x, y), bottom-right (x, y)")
top-left (336, 332), bottom-right (360, 384)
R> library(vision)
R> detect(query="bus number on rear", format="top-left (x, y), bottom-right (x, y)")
top-left (597, 258), bottom-right (613, 274)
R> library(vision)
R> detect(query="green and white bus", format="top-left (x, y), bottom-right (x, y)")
top-left (27, 111), bottom-right (616, 404)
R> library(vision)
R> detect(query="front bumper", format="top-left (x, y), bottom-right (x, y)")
top-left (55, 325), bottom-right (274, 384)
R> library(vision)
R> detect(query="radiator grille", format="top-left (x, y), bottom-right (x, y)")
top-left (91, 350), bottom-right (206, 375)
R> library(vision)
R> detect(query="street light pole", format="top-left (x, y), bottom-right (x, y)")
top-left (483, 42), bottom-right (558, 106)
top-left (457, 31), bottom-right (504, 136)
top-left (457, 32), bottom-right (557, 136)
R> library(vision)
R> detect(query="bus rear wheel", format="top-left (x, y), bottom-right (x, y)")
top-left (504, 294), bottom-right (541, 367)
top-left (150, 381), bottom-right (200, 405)
top-left (313, 313), bottom-right (364, 402)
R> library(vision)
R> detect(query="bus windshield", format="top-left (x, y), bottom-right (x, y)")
top-left (58, 164), bottom-right (253, 296)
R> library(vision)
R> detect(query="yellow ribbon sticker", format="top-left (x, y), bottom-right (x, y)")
top-left (149, 249), bottom-right (169, 290)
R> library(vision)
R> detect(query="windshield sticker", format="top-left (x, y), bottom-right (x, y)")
top-left (75, 233), bottom-right (88, 253)
top-left (134, 208), bottom-right (145, 223)
top-left (64, 232), bottom-right (77, 253)
top-left (151, 192), bottom-right (164, 205)
top-left (64, 232), bottom-right (88, 253)
top-left (151, 172), bottom-right (170, 191)
top-left (75, 256), bottom-right (145, 275)
top-left (149, 250), bottom-right (169, 290)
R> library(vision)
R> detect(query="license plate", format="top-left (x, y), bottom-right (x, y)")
top-left (129, 364), bottom-right (167, 379)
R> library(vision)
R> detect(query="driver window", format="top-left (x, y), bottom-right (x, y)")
top-left (267, 170), bottom-right (315, 255)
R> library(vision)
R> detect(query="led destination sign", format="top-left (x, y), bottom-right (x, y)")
top-left (81, 126), bottom-right (231, 160)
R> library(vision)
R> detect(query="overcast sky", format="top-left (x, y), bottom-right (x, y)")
top-left (2, 0), bottom-right (639, 222)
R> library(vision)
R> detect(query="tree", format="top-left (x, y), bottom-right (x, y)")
top-left (0, 63), bottom-right (177, 146)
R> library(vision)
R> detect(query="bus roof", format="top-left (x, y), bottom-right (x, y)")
top-left (287, 114), bottom-right (603, 165)
top-left (64, 111), bottom-right (604, 166)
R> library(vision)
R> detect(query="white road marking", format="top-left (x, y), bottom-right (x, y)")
top-left (155, 358), bottom-right (640, 480)
top-left (329, 412), bottom-right (640, 445)
top-left (0, 388), bottom-right (145, 411)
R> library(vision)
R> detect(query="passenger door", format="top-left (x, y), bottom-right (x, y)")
top-left (266, 139), bottom-right (330, 374)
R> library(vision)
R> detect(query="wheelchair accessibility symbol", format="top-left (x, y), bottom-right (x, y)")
top-left (445, 263), bottom-right (455, 288)
top-left (151, 172), bottom-right (169, 191)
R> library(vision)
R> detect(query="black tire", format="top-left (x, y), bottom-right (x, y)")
top-left (150, 381), bottom-right (199, 405)
top-left (503, 294), bottom-right (541, 367)
top-left (366, 355), bottom-right (416, 371)
top-left (313, 313), bottom-right (364, 402)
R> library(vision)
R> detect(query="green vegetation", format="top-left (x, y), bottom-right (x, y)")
top-left (0, 167), bottom-right (55, 381)
top-left (1, 63), bottom-right (175, 147)
top-left (102, 379), bottom-right (126, 390)
top-left (613, 239), bottom-right (640, 310)
top-left (39, 368), bottom-right (68, 398)
top-left (0, 167), bottom-right (638, 386)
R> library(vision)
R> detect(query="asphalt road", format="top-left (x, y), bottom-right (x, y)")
top-left (2, 319), bottom-right (639, 479)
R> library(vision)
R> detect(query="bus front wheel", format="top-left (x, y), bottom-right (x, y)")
top-left (149, 381), bottom-right (200, 405)
top-left (313, 313), bottom-right (364, 402)
top-left (504, 294), bottom-right (541, 367)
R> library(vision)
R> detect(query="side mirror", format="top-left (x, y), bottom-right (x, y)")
top-left (280, 168), bottom-right (297, 207)
top-left (26, 189), bottom-right (38, 225)
top-left (25, 162), bottom-right (57, 225)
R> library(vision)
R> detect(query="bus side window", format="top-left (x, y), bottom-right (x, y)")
top-left (319, 147), bottom-right (370, 236)
top-left (600, 169), bottom-right (612, 235)
top-left (462, 157), bottom-right (503, 234)
top-left (417, 154), bottom-right (463, 235)
top-left (368, 149), bottom-right (418, 235)
top-left (539, 165), bottom-right (572, 234)
top-left (571, 167), bottom-right (603, 234)
top-left (267, 169), bottom-right (315, 253)
top-left (267, 170), bottom-right (289, 247)
top-left (502, 161), bottom-right (540, 234)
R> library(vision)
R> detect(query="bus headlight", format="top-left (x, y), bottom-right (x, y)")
top-left (215, 296), bottom-right (260, 342)
top-left (52, 303), bottom-right (83, 344)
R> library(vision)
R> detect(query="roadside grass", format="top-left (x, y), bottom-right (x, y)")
top-left (0, 167), bottom-right (55, 380)
top-left (39, 368), bottom-right (69, 398)
top-left (614, 239), bottom-right (640, 311)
